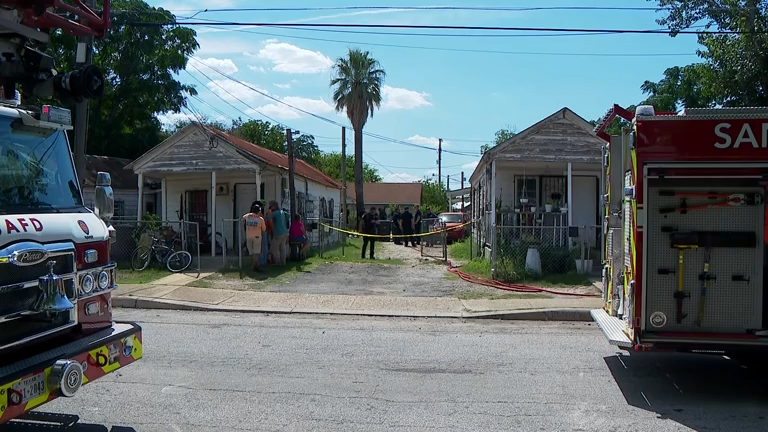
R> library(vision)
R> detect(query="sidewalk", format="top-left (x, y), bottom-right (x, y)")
top-left (113, 272), bottom-right (603, 321)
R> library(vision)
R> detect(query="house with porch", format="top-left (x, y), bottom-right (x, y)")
top-left (124, 123), bottom-right (342, 256)
top-left (469, 107), bottom-right (605, 277)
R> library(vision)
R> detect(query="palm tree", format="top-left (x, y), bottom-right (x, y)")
top-left (330, 48), bottom-right (386, 221)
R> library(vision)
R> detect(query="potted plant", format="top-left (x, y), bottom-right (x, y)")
top-left (544, 200), bottom-right (553, 212)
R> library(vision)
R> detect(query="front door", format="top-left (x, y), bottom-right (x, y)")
top-left (186, 190), bottom-right (208, 250)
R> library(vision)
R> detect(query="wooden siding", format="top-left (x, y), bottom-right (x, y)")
top-left (82, 188), bottom-right (138, 219)
top-left (495, 117), bottom-right (603, 163)
top-left (136, 129), bottom-right (260, 173)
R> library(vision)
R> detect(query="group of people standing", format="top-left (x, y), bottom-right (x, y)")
top-left (357, 204), bottom-right (437, 259)
top-left (241, 200), bottom-right (311, 272)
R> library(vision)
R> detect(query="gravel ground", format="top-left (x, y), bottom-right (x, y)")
top-left (200, 242), bottom-right (599, 298)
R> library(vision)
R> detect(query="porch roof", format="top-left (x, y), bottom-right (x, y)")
top-left (469, 107), bottom-right (604, 183)
top-left (125, 123), bottom-right (342, 189)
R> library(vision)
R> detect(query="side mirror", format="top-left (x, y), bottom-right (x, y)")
top-left (94, 171), bottom-right (114, 221)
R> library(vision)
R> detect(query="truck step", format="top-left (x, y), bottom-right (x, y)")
top-left (591, 308), bottom-right (633, 348)
top-left (1, 411), bottom-right (79, 430)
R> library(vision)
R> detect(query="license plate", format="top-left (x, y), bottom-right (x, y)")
top-left (12, 372), bottom-right (46, 403)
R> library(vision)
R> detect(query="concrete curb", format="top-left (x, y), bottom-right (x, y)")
top-left (112, 296), bottom-right (595, 322)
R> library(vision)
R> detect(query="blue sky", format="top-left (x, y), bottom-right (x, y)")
top-left (150, 0), bottom-right (701, 184)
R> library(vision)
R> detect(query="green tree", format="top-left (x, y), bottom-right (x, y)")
top-left (480, 127), bottom-right (517, 154)
top-left (420, 178), bottom-right (449, 213)
top-left (47, 0), bottom-right (198, 159)
top-left (229, 119), bottom-right (320, 166)
top-left (315, 152), bottom-right (382, 183)
top-left (330, 48), bottom-right (386, 217)
top-left (644, 0), bottom-right (768, 107)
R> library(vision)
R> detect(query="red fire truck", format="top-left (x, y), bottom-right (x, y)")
top-left (591, 103), bottom-right (768, 355)
top-left (0, 1), bottom-right (142, 427)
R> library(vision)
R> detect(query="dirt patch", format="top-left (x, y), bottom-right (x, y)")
top-left (193, 242), bottom-right (600, 298)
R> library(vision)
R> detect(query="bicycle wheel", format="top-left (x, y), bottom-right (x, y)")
top-left (130, 246), bottom-right (152, 271)
top-left (166, 250), bottom-right (193, 273)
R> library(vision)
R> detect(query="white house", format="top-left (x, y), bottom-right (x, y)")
top-left (469, 107), bottom-right (605, 274)
top-left (124, 123), bottom-right (342, 256)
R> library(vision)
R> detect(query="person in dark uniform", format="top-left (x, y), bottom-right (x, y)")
top-left (359, 206), bottom-right (378, 259)
top-left (391, 206), bottom-right (402, 245)
top-left (400, 206), bottom-right (414, 247)
top-left (413, 205), bottom-right (423, 245)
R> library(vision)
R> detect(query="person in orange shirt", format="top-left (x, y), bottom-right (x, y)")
top-left (242, 203), bottom-right (266, 272)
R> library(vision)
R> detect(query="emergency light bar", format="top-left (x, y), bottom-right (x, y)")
top-left (40, 105), bottom-right (72, 126)
top-left (17, 105), bottom-right (73, 131)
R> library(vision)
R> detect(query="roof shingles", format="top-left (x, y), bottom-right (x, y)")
top-left (207, 127), bottom-right (341, 190)
top-left (347, 182), bottom-right (423, 205)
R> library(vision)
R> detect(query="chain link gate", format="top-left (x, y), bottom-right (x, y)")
top-left (420, 218), bottom-right (447, 260)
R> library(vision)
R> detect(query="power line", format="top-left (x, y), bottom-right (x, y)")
top-left (137, 20), bottom-right (758, 35)
top-left (171, 6), bottom-right (665, 13)
top-left (189, 60), bottom-right (480, 157)
top-left (194, 24), bottom-right (694, 58)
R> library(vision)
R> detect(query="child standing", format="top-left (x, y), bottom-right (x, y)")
top-left (242, 203), bottom-right (266, 272)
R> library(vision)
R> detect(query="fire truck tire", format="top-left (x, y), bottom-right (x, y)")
top-left (130, 246), bottom-right (152, 271)
top-left (166, 250), bottom-right (192, 273)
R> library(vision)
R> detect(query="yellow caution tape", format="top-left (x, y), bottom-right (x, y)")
top-left (319, 220), bottom-right (475, 239)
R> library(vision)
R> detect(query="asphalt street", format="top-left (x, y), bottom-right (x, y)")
top-left (8, 310), bottom-right (768, 431)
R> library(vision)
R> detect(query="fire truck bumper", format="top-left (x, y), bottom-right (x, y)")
top-left (0, 322), bottom-right (142, 425)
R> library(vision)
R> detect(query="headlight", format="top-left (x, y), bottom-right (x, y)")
top-left (97, 271), bottom-right (110, 290)
top-left (81, 273), bottom-right (94, 295)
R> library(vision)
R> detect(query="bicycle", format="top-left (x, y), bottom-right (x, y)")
top-left (130, 235), bottom-right (193, 273)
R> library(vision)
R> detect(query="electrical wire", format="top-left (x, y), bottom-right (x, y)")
top-left (169, 6), bottom-right (666, 13)
top-left (191, 61), bottom-right (481, 157)
top-left (138, 20), bottom-right (758, 35)
top-left (191, 24), bottom-right (695, 58)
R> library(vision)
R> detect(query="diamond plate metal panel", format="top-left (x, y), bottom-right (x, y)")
top-left (644, 186), bottom-right (764, 332)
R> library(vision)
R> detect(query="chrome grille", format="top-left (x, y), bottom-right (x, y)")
top-left (0, 255), bottom-right (74, 289)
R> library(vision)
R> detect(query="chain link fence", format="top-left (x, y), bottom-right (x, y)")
top-left (219, 215), bottom-right (343, 273)
top-left (109, 217), bottom-right (201, 274)
top-left (420, 218), bottom-right (447, 260)
top-left (492, 224), bottom-right (601, 282)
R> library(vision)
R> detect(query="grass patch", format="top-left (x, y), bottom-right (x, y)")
top-left (451, 258), bottom-right (593, 287)
top-left (115, 262), bottom-right (169, 284)
top-left (319, 237), bottom-right (405, 265)
top-left (454, 290), bottom-right (552, 300)
top-left (187, 279), bottom-right (212, 288)
top-left (447, 239), bottom-right (472, 261)
top-left (206, 239), bottom-right (405, 286)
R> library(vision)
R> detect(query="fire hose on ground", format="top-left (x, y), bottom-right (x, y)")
top-left (446, 261), bottom-right (600, 297)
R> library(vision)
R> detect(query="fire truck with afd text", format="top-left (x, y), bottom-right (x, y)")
top-left (0, 1), bottom-right (142, 427)
top-left (592, 103), bottom-right (768, 356)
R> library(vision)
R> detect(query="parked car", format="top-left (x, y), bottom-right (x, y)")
top-left (438, 212), bottom-right (469, 243)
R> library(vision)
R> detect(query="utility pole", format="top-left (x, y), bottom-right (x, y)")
top-left (340, 126), bottom-right (347, 231)
top-left (437, 138), bottom-right (443, 187)
top-left (286, 128), bottom-right (297, 218)
top-left (447, 175), bottom-right (451, 211)
top-left (73, 0), bottom-right (95, 184)
top-left (460, 171), bottom-right (465, 213)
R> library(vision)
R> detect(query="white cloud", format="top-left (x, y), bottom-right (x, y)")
top-left (206, 80), bottom-right (268, 104)
top-left (248, 96), bottom-right (334, 120)
top-left (383, 173), bottom-right (421, 183)
top-left (189, 57), bottom-right (238, 75)
top-left (274, 83), bottom-right (291, 89)
top-left (195, 37), bottom-right (253, 55)
top-left (254, 41), bottom-right (333, 74)
top-left (406, 135), bottom-right (446, 148)
top-left (462, 160), bottom-right (479, 171)
top-left (248, 65), bottom-right (266, 73)
top-left (156, 112), bottom-right (197, 125)
top-left (382, 85), bottom-right (432, 110)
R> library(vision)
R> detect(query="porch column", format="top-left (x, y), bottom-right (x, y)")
top-left (567, 162), bottom-right (573, 226)
top-left (161, 178), bottom-right (167, 221)
top-left (490, 159), bottom-right (497, 249)
top-left (136, 172), bottom-right (144, 221)
top-left (210, 171), bottom-right (216, 257)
